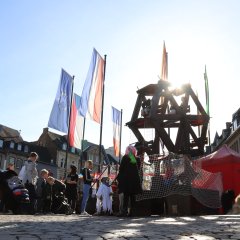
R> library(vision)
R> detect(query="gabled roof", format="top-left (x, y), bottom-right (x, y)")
top-left (213, 132), bottom-right (219, 143)
top-left (83, 144), bottom-right (110, 164)
top-left (29, 144), bottom-right (55, 165)
top-left (48, 131), bottom-right (67, 142)
top-left (0, 124), bottom-right (23, 142)
top-left (107, 154), bottom-right (119, 164)
top-left (105, 147), bottom-right (120, 164)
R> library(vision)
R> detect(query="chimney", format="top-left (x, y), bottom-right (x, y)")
top-left (43, 127), bottom-right (49, 134)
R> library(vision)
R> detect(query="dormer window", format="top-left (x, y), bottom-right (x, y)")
top-left (62, 143), bottom-right (67, 151)
top-left (24, 145), bottom-right (29, 153)
top-left (16, 158), bottom-right (22, 169)
top-left (233, 118), bottom-right (240, 131)
top-left (10, 141), bottom-right (15, 149)
top-left (17, 143), bottom-right (22, 151)
top-left (0, 139), bottom-right (3, 148)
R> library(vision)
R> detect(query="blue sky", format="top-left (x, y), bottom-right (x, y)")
top-left (1, 1), bottom-right (240, 153)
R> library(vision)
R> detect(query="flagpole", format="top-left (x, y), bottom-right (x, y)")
top-left (118, 109), bottom-right (123, 164)
top-left (204, 65), bottom-right (211, 151)
top-left (65, 75), bottom-right (75, 177)
top-left (99, 54), bottom-right (107, 174)
top-left (196, 90), bottom-right (201, 137)
top-left (208, 120), bottom-right (211, 152)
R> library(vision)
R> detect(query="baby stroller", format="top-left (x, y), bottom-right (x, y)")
top-left (0, 169), bottom-right (30, 214)
top-left (51, 192), bottom-right (71, 214)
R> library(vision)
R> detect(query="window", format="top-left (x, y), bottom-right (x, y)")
top-left (233, 118), bottom-right (240, 131)
top-left (17, 143), bottom-right (22, 151)
top-left (60, 158), bottom-right (64, 168)
top-left (230, 141), bottom-right (239, 153)
top-left (24, 145), bottom-right (29, 153)
top-left (9, 157), bottom-right (15, 165)
top-left (16, 158), bottom-right (23, 169)
top-left (10, 141), bottom-right (15, 149)
top-left (88, 154), bottom-right (94, 162)
top-left (0, 139), bottom-right (3, 148)
top-left (62, 143), bottom-right (67, 151)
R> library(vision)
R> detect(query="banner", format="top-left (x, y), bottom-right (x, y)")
top-left (48, 69), bottom-right (73, 133)
top-left (80, 48), bottom-right (105, 123)
top-left (112, 106), bottom-right (121, 157)
top-left (69, 93), bottom-right (84, 149)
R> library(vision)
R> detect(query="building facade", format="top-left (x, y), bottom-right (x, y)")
top-left (211, 108), bottom-right (240, 154)
top-left (1, 124), bottom-right (118, 180)
top-left (0, 124), bottom-right (57, 175)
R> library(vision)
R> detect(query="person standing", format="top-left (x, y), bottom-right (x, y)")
top-left (42, 176), bottom-right (54, 214)
top-left (117, 145), bottom-right (142, 217)
top-left (35, 169), bottom-right (49, 213)
top-left (80, 160), bottom-right (93, 216)
top-left (22, 152), bottom-right (39, 214)
top-left (65, 165), bottom-right (78, 214)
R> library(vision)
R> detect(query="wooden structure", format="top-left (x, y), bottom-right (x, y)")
top-left (126, 80), bottom-right (209, 157)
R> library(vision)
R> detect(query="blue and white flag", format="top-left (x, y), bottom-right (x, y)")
top-left (48, 69), bottom-right (73, 133)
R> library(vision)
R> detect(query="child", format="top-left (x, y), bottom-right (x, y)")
top-left (95, 177), bottom-right (113, 215)
top-left (21, 152), bottom-right (39, 214)
top-left (42, 176), bottom-right (55, 213)
top-left (35, 169), bottom-right (49, 213)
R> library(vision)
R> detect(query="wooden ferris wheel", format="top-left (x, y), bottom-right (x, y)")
top-left (126, 80), bottom-right (209, 157)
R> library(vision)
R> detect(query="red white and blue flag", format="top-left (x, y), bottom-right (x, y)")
top-left (80, 48), bottom-right (105, 123)
top-left (48, 69), bottom-right (73, 133)
top-left (69, 93), bottom-right (84, 149)
top-left (112, 106), bottom-right (121, 157)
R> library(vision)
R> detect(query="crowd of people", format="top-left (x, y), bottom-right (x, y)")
top-left (2, 147), bottom-right (239, 216)
top-left (0, 145), bottom-right (142, 217)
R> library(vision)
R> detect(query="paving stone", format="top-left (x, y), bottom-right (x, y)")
top-left (0, 214), bottom-right (240, 239)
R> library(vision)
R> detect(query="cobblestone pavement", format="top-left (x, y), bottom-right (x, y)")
top-left (0, 214), bottom-right (240, 240)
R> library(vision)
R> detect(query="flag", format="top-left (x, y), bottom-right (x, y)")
top-left (48, 69), bottom-right (73, 133)
top-left (69, 93), bottom-right (84, 149)
top-left (204, 65), bottom-right (210, 115)
top-left (80, 48), bottom-right (105, 123)
top-left (112, 106), bottom-right (121, 157)
top-left (160, 41), bottom-right (168, 106)
top-left (160, 41), bottom-right (168, 81)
